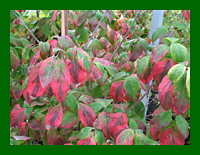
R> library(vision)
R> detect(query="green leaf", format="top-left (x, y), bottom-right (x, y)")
top-left (186, 67), bottom-right (190, 98)
top-left (124, 76), bottom-right (140, 102)
top-left (168, 64), bottom-right (186, 83)
top-left (175, 115), bottom-right (189, 139)
top-left (134, 129), bottom-right (158, 145)
top-left (115, 128), bottom-right (134, 145)
top-left (170, 43), bottom-right (188, 63)
top-left (78, 27), bottom-right (88, 44)
top-left (152, 25), bottom-right (169, 43)
top-left (94, 129), bottom-right (106, 145)
top-left (89, 102), bottom-right (104, 112)
top-left (19, 38), bottom-right (31, 47)
top-left (158, 111), bottom-right (173, 128)
top-left (22, 46), bottom-right (32, 60)
top-left (112, 71), bottom-right (127, 82)
top-left (24, 105), bottom-right (32, 119)
top-left (163, 37), bottom-right (180, 45)
top-left (65, 95), bottom-right (78, 112)
top-left (172, 22), bottom-right (186, 31)
top-left (129, 118), bottom-right (139, 130)
top-left (91, 85), bottom-right (102, 98)
top-left (80, 127), bottom-right (93, 139)
top-left (22, 77), bottom-right (28, 90)
top-left (104, 65), bottom-right (118, 77)
top-left (41, 22), bottom-right (51, 36)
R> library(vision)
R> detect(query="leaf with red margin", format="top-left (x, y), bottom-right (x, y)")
top-left (27, 61), bottom-right (46, 99)
top-left (110, 81), bottom-right (126, 102)
top-left (11, 82), bottom-right (22, 100)
top-left (107, 26), bottom-right (118, 44)
top-left (46, 129), bottom-right (58, 145)
top-left (60, 109), bottom-right (79, 129)
top-left (20, 122), bottom-right (26, 136)
top-left (22, 87), bottom-right (32, 103)
top-left (108, 113), bottom-right (129, 138)
top-left (10, 50), bottom-right (20, 71)
top-left (130, 39), bottom-right (149, 62)
top-left (175, 115), bottom-right (189, 139)
top-left (52, 10), bottom-right (58, 22)
top-left (39, 42), bottom-right (50, 60)
top-left (58, 36), bottom-right (75, 51)
top-left (45, 103), bottom-right (63, 130)
top-left (100, 37), bottom-right (111, 51)
top-left (78, 95), bottom-right (94, 105)
top-left (30, 51), bottom-right (40, 65)
top-left (158, 75), bottom-right (174, 110)
top-left (172, 73), bottom-right (190, 115)
top-left (69, 10), bottom-right (78, 27)
top-left (39, 56), bottom-right (56, 88)
top-left (131, 74), bottom-right (146, 91)
top-left (78, 103), bottom-right (96, 127)
top-left (93, 57), bottom-right (114, 66)
top-left (10, 104), bottom-right (26, 127)
top-left (48, 39), bottom-right (58, 49)
top-left (93, 112), bottom-right (111, 139)
top-left (160, 122), bottom-right (185, 145)
top-left (90, 65), bottom-right (102, 81)
top-left (89, 39), bottom-right (102, 56)
top-left (182, 10), bottom-right (190, 21)
top-left (77, 10), bottom-right (96, 26)
top-left (152, 59), bottom-right (175, 86)
top-left (137, 56), bottom-right (153, 84)
top-left (77, 137), bottom-right (96, 145)
top-left (65, 59), bottom-right (89, 88)
top-left (28, 119), bottom-right (40, 130)
top-left (115, 128), bottom-right (134, 145)
top-left (150, 44), bottom-right (169, 63)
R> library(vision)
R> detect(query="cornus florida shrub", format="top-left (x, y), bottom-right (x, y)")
top-left (10, 10), bottom-right (190, 145)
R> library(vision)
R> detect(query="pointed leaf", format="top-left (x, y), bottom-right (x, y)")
top-left (110, 81), bottom-right (126, 102)
top-left (158, 75), bottom-right (173, 110)
top-left (182, 10), bottom-right (190, 21)
top-left (175, 115), bottom-right (189, 139)
top-left (150, 44), bottom-right (169, 63)
top-left (41, 22), bottom-right (51, 36)
top-left (77, 137), bottom-right (96, 145)
top-left (94, 129), bottom-right (106, 145)
top-left (90, 65), bottom-right (102, 81)
top-left (45, 103), bottom-right (63, 130)
top-left (39, 42), bottom-right (50, 59)
top-left (168, 64), bottom-right (186, 83)
top-left (170, 43), bottom-right (188, 63)
top-left (124, 76), bottom-right (140, 102)
top-left (65, 94), bottom-right (78, 112)
top-left (163, 37), bottom-right (180, 45)
top-left (78, 103), bottom-right (96, 127)
top-left (78, 27), bottom-right (88, 44)
top-left (137, 56), bottom-right (153, 84)
top-left (11, 82), bottom-right (22, 100)
top-left (152, 25), bottom-right (169, 43)
top-left (60, 109), bottom-right (79, 129)
top-left (10, 104), bottom-right (25, 127)
top-left (10, 50), bottom-right (20, 71)
top-left (107, 26), bottom-right (118, 44)
top-left (58, 36), bottom-right (75, 51)
top-left (28, 119), bottom-right (40, 130)
top-left (115, 128), bottom-right (134, 145)
top-left (89, 39), bottom-right (102, 56)
top-left (80, 127), bottom-right (93, 139)
top-left (39, 56), bottom-right (56, 88)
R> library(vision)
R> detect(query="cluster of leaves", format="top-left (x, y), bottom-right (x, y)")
top-left (10, 10), bottom-right (190, 145)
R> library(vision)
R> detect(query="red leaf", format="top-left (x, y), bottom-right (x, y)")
top-left (27, 61), bottom-right (47, 99)
top-left (110, 81), bottom-right (126, 102)
top-left (149, 124), bottom-right (160, 141)
top-left (65, 59), bottom-right (89, 88)
top-left (93, 57), bottom-right (114, 66)
top-left (107, 26), bottom-right (118, 44)
top-left (22, 87), bottom-right (32, 103)
top-left (100, 37), bottom-right (111, 51)
top-left (52, 10), bottom-right (58, 22)
top-left (115, 128), bottom-right (134, 145)
top-left (11, 82), bottom-right (22, 100)
top-left (78, 103), bottom-right (96, 127)
top-left (39, 56), bottom-right (56, 88)
top-left (16, 10), bottom-right (25, 12)
top-left (14, 19), bottom-right (20, 25)
top-left (77, 137), bottom-right (96, 145)
top-left (172, 95), bottom-right (190, 115)
top-left (10, 50), bottom-right (20, 71)
top-left (28, 119), bottom-right (40, 130)
top-left (64, 143), bottom-right (73, 145)
top-left (30, 51), bottom-right (41, 65)
top-left (160, 125), bottom-right (185, 145)
top-left (152, 59), bottom-right (175, 85)
top-left (46, 129), bottom-right (58, 145)
top-left (108, 113), bottom-right (129, 138)
top-left (10, 104), bottom-right (25, 127)
top-left (20, 122), bottom-right (26, 136)
top-left (90, 65), bottom-right (102, 81)
top-left (48, 39), bottom-right (58, 49)
top-left (45, 103), bottom-right (63, 130)
top-left (158, 75), bottom-right (174, 110)
top-left (93, 112), bottom-right (111, 139)
top-left (182, 10), bottom-right (190, 21)
top-left (150, 44), bottom-right (169, 63)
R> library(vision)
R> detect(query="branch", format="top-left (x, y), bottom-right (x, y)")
top-left (109, 10), bottom-right (149, 62)
top-left (126, 82), bottom-right (153, 113)
top-left (83, 10), bottom-right (108, 50)
top-left (11, 10), bottom-right (40, 44)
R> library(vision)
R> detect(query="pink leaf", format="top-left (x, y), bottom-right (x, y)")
top-left (110, 81), bottom-right (126, 102)
top-left (115, 128), bottom-right (134, 145)
top-left (77, 137), bottom-right (96, 145)
top-left (52, 10), bottom-right (58, 22)
top-left (90, 65), bottom-right (102, 81)
top-left (10, 104), bottom-right (25, 128)
top-left (182, 10), bottom-right (190, 21)
top-left (45, 103), bottom-right (63, 130)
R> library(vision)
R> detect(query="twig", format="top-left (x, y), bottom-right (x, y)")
top-left (109, 10), bottom-right (149, 62)
top-left (126, 82), bottom-right (153, 113)
top-left (83, 10), bottom-right (108, 50)
top-left (132, 95), bottom-right (157, 118)
top-left (11, 10), bottom-right (40, 44)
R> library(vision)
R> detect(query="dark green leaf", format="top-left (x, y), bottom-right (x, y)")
top-left (175, 115), bottom-right (189, 139)
top-left (80, 127), bottom-right (93, 139)
top-left (91, 85), bottom-right (102, 98)
top-left (65, 95), bottom-right (78, 112)
top-left (89, 102), bottom-right (104, 112)
top-left (152, 25), bottom-right (169, 43)
top-left (41, 22), bottom-right (51, 36)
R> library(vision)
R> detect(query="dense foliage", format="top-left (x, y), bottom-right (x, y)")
top-left (10, 10), bottom-right (190, 145)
